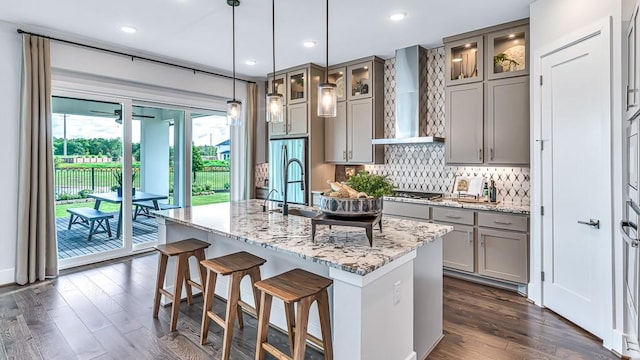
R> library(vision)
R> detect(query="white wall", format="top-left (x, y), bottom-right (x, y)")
top-left (0, 21), bottom-right (260, 286)
top-left (0, 21), bottom-right (23, 285)
top-left (529, 0), bottom-right (623, 352)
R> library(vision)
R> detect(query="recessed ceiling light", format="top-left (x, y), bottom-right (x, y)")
top-left (120, 26), bottom-right (138, 34)
top-left (464, 43), bottom-right (471, 48)
top-left (245, 60), bottom-right (257, 66)
top-left (303, 40), bottom-right (317, 48)
top-left (389, 12), bottom-right (407, 21)
top-left (508, 33), bottom-right (516, 39)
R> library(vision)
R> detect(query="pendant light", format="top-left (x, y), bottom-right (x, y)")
top-left (317, 0), bottom-right (336, 118)
top-left (226, 0), bottom-right (242, 126)
top-left (266, 0), bottom-right (284, 123)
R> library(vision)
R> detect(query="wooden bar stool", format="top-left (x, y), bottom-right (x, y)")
top-left (254, 268), bottom-right (333, 360)
top-left (200, 251), bottom-right (266, 360)
top-left (153, 238), bottom-right (210, 332)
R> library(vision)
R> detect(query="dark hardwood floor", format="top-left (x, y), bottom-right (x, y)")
top-left (0, 253), bottom-right (619, 360)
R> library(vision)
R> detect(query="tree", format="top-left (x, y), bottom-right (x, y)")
top-left (192, 144), bottom-right (204, 181)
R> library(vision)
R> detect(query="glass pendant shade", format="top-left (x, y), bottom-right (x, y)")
top-left (226, 99), bottom-right (242, 126)
top-left (266, 93), bottom-right (284, 123)
top-left (317, 82), bottom-right (337, 117)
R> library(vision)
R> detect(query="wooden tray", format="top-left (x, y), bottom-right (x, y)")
top-left (453, 198), bottom-right (501, 205)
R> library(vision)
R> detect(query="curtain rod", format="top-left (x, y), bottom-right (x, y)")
top-left (17, 29), bottom-right (256, 84)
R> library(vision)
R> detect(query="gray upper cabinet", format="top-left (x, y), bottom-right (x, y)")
top-left (287, 69), bottom-right (307, 104)
top-left (445, 82), bottom-right (484, 164)
top-left (487, 76), bottom-right (530, 165)
top-left (324, 101), bottom-right (347, 162)
top-left (445, 35), bottom-right (484, 87)
top-left (287, 102), bottom-right (308, 136)
top-left (348, 98), bottom-right (374, 163)
top-left (328, 67), bottom-right (347, 103)
top-left (486, 25), bottom-right (529, 80)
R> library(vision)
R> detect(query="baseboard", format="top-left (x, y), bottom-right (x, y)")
top-left (0, 268), bottom-right (14, 286)
top-left (403, 351), bottom-right (417, 360)
top-left (420, 334), bottom-right (444, 360)
top-left (443, 269), bottom-right (525, 294)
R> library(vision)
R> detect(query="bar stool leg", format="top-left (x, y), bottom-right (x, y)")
top-left (284, 302), bottom-right (296, 355)
top-left (317, 290), bottom-right (334, 360)
top-left (170, 253), bottom-right (187, 332)
top-left (255, 291), bottom-right (273, 360)
top-left (184, 255), bottom-right (194, 305)
top-left (153, 253), bottom-right (168, 318)
top-left (248, 267), bottom-right (263, 315)
top-left (222, 271), bottom-right (242, 360)
top-left (195, 249), bottom-right (207, 290)
top-left (200, 270), bottom-right (218, 345)
top-left (292, 297), bottom-right (313, 360)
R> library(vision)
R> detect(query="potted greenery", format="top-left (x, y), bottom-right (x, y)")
top-left (353, 79), bottom-right (366, 96)
top-left (493, 53), bottom-right (519, 73)
top-left (113, 170), bottom-right (136, 197)
top-left (320, 171), bottom-right (395, 217)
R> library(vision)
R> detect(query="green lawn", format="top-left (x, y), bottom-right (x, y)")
top-left (54, 193), bottom-right (230, 218)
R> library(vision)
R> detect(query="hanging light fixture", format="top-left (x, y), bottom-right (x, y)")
top-left (226, 0), bottom-right (242, 126)
top-left (266, 0), bottom-right (284, 123)
top-left (317, 0), bottom-right (336, 117)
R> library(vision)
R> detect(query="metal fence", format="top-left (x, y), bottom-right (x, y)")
top-left (55, 166), bottom-right (231, 200)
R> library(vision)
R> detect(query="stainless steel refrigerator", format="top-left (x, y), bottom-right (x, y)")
top-left (268, 138), bottom-right (307, 205)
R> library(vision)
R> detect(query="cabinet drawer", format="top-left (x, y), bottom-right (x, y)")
top-left (432, 207), bottom-right (474, 225)
top-left (383, 201), bottom-right (430, 220)
top-left (478, 212), bottom-right (528, 232)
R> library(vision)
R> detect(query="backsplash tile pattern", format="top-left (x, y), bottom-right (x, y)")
top-left (255, 163), bottom-right (269, 188)
top-left (365, 47), bottom-right (530, 204)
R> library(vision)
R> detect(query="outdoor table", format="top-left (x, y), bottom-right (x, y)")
top-left (88, 191), bottom-right (168, 238)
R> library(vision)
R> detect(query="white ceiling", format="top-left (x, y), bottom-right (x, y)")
top-left (0, 0), bottom-right (532, 79)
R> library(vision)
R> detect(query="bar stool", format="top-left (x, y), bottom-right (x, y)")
top-left (200, 251), bottom-right (267, 360)
top-left (153, 238), bottom-right (210, 331)
top-left (254, 268), bottom-right (333, 360)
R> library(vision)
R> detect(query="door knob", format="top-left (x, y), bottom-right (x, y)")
top-left (577, 219), bottom-right (600, 229)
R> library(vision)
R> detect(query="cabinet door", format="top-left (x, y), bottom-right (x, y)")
top-left (486, 25), bottom-right (529, 80)
top-left (477, 228), bottom-right (528, 284)
top-left (287, 69), bottom-right (307, 104)
top-left (348, 98), bottom-right (373, 163)
top-left (287, 102), bottom-right (308, 136)
top-left (268, 73), bottom-right (287, 106)
top-left (443, 224), bottom-right (475, 273)
top-left (347, 61), bottom-right (373, 100)
top-left (270, 107), bottom-right (287, 137)
top-left (487, 76), bottom-right (530, 165)
top-left (444, 35), bottom-right (484, 86)
top-left (445, 82), bottom-right (484, 164)
top-left (324, 101), bottom-right (347, 162)
top-left (627, 7), bottom-right (639, 120)
top-left (328, 67), bottom-right (347, 102)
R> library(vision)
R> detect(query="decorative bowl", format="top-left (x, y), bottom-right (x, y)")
top-left (318, 195), bottom-right (383, 217)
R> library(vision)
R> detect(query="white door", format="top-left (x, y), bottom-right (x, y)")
top-left (541, 28), bottom-right (611, 339)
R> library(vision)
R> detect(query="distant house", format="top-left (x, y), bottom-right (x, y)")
top-left (216, 139), bottom-right (230, 161)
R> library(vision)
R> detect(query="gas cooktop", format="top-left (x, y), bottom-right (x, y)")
top-left (391, 191), bottom-right (443, 200)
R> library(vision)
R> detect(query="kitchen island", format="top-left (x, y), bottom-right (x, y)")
top-left (154, 200), bottom-right (453, 360)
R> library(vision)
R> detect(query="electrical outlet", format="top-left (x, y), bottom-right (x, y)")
top-left (393, 281), bottom-right (401, 304)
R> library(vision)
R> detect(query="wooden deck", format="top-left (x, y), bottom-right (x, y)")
top-left (56, 213), bottom-right (158, 260)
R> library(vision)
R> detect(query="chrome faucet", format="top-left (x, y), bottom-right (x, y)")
top-left (262, 189), bottom-right (279, 212)
top-left (282, 157), bottom-right (305, 216)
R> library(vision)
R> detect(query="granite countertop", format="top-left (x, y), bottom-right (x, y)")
top-left (383, 196), bottom-right (530, 215)
top-left (154, 200), bottom-right (453, 275)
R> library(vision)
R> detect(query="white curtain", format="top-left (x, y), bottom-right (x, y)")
top-left (230, 83), bottom-right (257, 201)
top-left (16, 35), bottom-right (58, 285)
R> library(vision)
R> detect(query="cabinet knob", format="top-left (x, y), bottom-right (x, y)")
top-left (479, 148), bottom-right (483, 161)
top-left (467, 231), bottom-right (472, 244)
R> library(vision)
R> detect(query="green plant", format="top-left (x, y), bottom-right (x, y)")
top-left (224, 182), bottom-right (231, 190)
top-left (345, 171), bottom-right (395, 198)
top-left (78, 189), bottom-right (92, 198)
top-left (353, 79), bottom-right (365, 93)
top-left (112, 170), bottom-right (136, 187)
top-left (493, 53), bottom-right (519, 68)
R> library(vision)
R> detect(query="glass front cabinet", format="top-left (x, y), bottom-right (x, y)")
top-left (486, 25), bottom-right (529, 80)
top-left (347, 61), bottom-right (373, 100)
top-left (267, 73), bottom-right (287, 106)
top-left (287, 69), bottom-right (307, 104)
top-left (445, 35), bottom-right (484, 86)
top-left (327, 67), bottom-right (347, 102)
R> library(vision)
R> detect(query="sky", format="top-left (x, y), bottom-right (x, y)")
top-left (52, 113), bottom-right (230, 147)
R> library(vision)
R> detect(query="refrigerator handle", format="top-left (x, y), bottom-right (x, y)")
top-left (281, 144), bottom-right (288, 192)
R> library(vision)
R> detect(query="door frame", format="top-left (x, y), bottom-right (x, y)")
top-left (530, 17), bottom-right (616, 348)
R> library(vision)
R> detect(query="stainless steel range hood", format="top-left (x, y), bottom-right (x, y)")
top-left (372, 46), bottom-right (444, 145)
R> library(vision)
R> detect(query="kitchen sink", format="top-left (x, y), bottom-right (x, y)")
top-left (270, 207), bottom-right (321, 219)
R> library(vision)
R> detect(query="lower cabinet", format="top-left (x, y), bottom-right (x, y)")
top-left (477, 228), bottom-right (529, 283)
top-left (442, 224), bottom-right (475, 273)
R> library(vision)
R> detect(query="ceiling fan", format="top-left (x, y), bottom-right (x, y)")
top-left (90, 109), bottom-right (155, 123)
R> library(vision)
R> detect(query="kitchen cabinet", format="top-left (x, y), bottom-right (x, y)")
top-left (444, 35), bottom-right (484, 86)
top-left (477, 228), bottom-right (528, 284)
top-left (486, 25), bottom-right (529, 80)
top-left (627, 5), bottom-right (640, 121)
top-left (287, 69), bottom-right (307, 104)
top-left (268, 73), bottom-right (287, 105)
top-left (383, 201), bottom-right (431, 220)
top-left (444, 19), bottom-right (530, 165)
top-left (287, 102), bottom-right (308, 136)
top-left (445, 83), bottom-right (484, 164)
top-left (324, 57), bottom-right (384, 164)
top-left (487, 76), bottom-right (530, 164)
top-left (443, 224), bottom-right (475, 273)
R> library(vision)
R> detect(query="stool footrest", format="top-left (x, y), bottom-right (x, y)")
top-left (237, 300), bottom-right (257, 317)
top-left (207, 310), bottom-right (227, 329)
top-left (186, 279), bottom-right (203, 292)
top-left (262, 343), bottom-right (292, 360)
top-left (159, 288), bottom-right (173, 299)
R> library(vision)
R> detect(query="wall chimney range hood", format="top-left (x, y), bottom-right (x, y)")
top-left (371, 45), bottom-right (444, 145)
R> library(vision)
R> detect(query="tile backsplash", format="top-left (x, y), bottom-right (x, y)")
top-left (257, 47), bottom-right (530, 204)
top-left (364, 48), bottom-right (530, 204)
